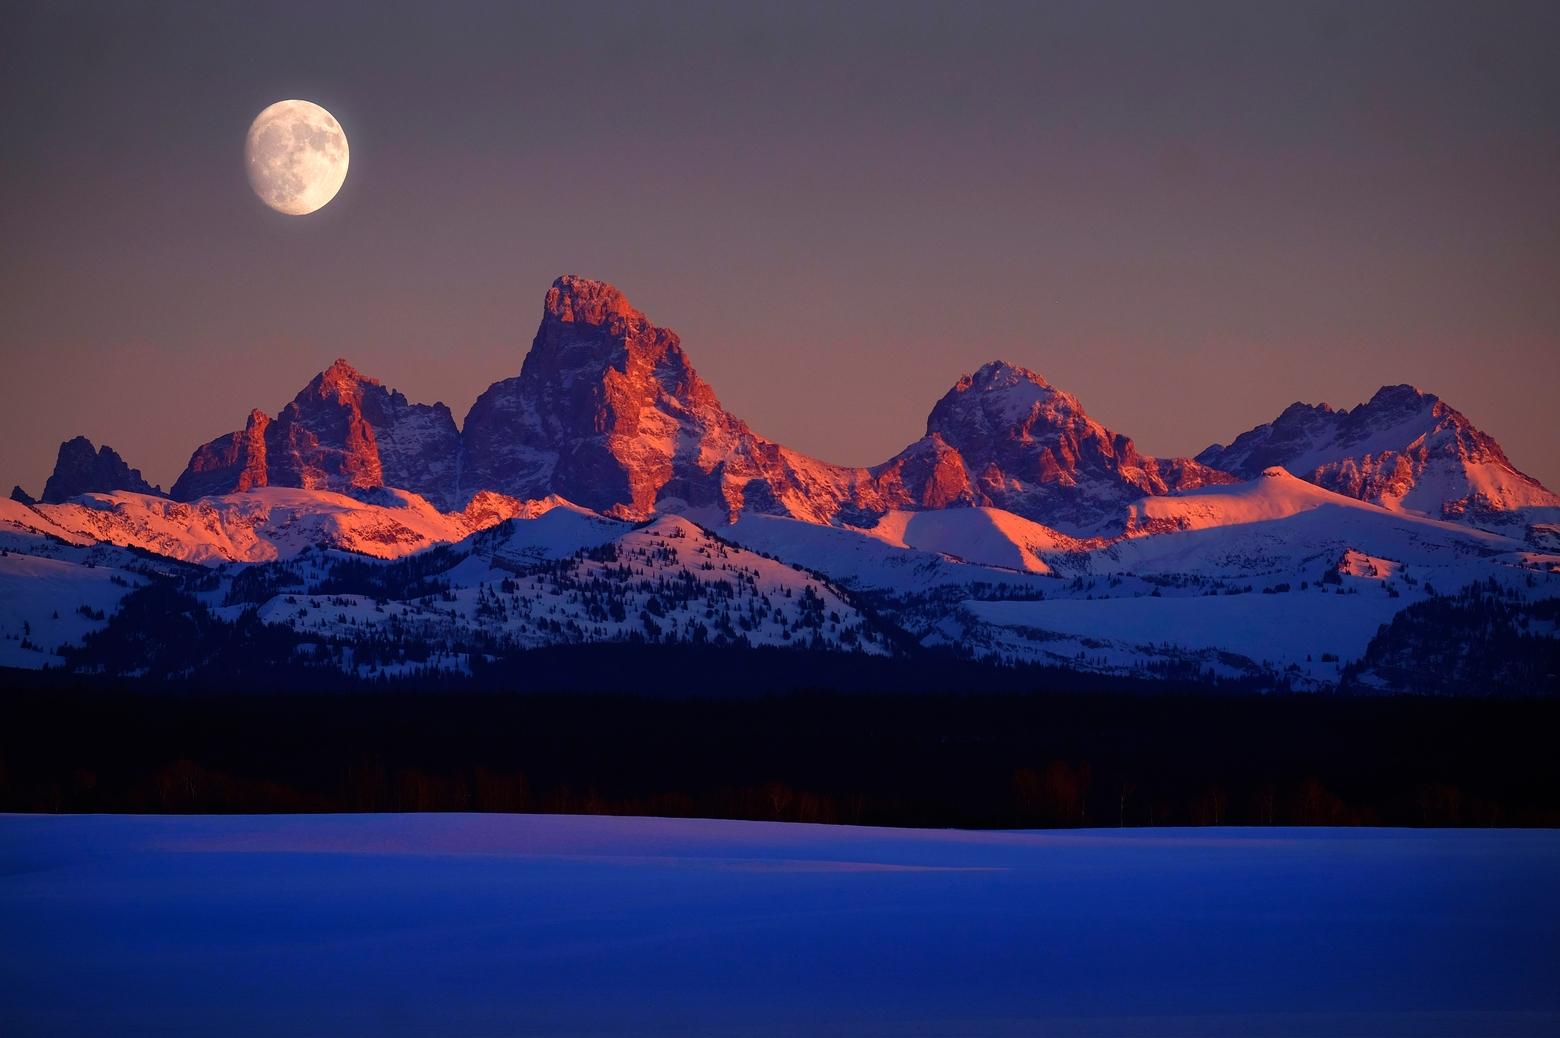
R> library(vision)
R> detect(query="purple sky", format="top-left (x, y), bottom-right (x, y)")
top-left (2, 1), bottom-right (1557, 494)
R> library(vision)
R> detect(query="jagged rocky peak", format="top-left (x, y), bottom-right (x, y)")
top-left (171, 360), bottom-right (461, 508)
top-left (1364, 382), bottom-right (1431, 411)
top-left (545, 273), bottom-right (649, 330)
top-left (308, 357), bottom-right (376, 399)
top-left (39, 436), bottom-right (164, 503)
top-left (170, 409), bottom-right (271, 502)
top-left (1196, 400), bottom-right (1340, 477)
top-left (522, 275), bottom-right (709, 406)
top-left (460, 274), bottom-right (868, 521)
top-left (873, 359), bottom-right (1234, 532)
top-left (1199, 384), bottom-right (1558, 527)
top-left (264, 358), bottom-right (385, 493)
top-left (1199, 384), bottom-right (1442, 478)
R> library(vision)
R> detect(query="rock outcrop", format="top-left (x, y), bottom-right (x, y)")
top-left (871, 363), bottom-right (1235, 530)
top-left (458, 275), bottom-right (875, 521)
top-left (171, 361), bottom-right (461, 508)
top-left (39, 436), bottom-right (164, 503)
top-left (1198, 385), bottom-right (1560, 527)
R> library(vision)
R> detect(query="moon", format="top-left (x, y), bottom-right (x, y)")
top-left (245, 100), bottom-right (349, 216)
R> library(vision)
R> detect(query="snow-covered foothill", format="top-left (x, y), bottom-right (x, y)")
top-left (0, 551), bottom-right (143, 667)
top-left (248, 514), bottom-right (891, 666)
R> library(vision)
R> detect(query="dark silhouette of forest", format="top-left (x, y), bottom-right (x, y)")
top-left (4, 648), bottom-right (1556, 827)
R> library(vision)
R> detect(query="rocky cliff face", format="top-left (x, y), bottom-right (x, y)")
top-left (1198, 385), bottom-right (1560, 526)
top-left (871, 363), bottom-right (1235, 531)
top-left (171, 361), bottom-right (461, 508)
top-left (170, 410), bottom-right (271, 501)
top-left (458, 275), bottom-right (874, 521)
top-left (39, 437), bottom-right (163, 503)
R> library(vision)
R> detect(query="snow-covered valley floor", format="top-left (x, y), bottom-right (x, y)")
top-left (2, 814), bottom-right (1557, 1037)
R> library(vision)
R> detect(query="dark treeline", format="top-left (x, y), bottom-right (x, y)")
top-left (3, 650), bottom-right (1557, 828)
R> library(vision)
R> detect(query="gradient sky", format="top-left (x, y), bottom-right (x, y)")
top-left (2, 1), bottom-right (1557, 496)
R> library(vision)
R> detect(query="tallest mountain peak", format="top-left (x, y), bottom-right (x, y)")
top-left (463, 272), bottom-right (752, 516)
top-left (544, 274), bottom-right (647, 330)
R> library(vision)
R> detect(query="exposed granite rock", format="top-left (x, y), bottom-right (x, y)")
top-left (1199, 385), bottom-right (1559, 526)
top-left (171, 362), bottom-right (461, 507)
top-left (40, 436), bottom-right (164, 503)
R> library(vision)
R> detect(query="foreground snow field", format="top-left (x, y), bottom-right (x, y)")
top-left (2, 815), bottom-right (1557, 1037)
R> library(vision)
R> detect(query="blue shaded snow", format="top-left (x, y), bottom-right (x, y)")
top-left (1, 814), bottom-right (1557, 1037)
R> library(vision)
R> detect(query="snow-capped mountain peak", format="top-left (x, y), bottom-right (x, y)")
top-left (1199, 385), bottom-right (1559, 529)
top-left (873, 358), bottom-right (1235, 532)
top-left (955, 359), bottom-right (1053, 392)
top-left (927, 361), bottom-right (1063, 433)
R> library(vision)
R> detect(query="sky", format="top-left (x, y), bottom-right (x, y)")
top-left (2, 0), bottom-right (1557, 495)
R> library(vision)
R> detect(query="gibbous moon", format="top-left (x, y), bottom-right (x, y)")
top-left (245, 100), bottom-right (349, 215)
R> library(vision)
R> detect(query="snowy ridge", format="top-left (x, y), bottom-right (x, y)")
top-left (2, 465), bottom-right (1555, 686)
top-left (938, 469), bottom-right (1550, 683)
top-left (1119, 466), bottom-right (1515, 543)
top-left (230, 514), bottom-right (891, 673)
top-left (0, 486), bottom-right (558, 565)
top-left (860, 508), bottom-right (1083, 574)
top-left (717, 511), bottom-right (1056, 594)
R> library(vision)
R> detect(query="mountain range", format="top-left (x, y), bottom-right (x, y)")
top-left (23, 274), bottom-right (1557, 534)
top-left (3, 275), bottom-right (1556, 693)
